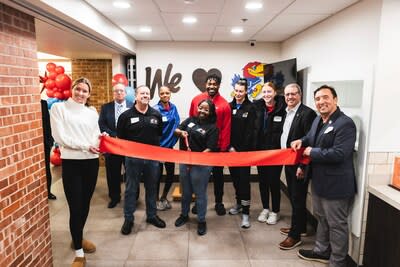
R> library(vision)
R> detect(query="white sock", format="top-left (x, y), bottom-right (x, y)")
top-left (75, 249), bottom-right (84, 258)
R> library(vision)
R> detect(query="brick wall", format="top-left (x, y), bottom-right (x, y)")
top-left (0, 4), bottom-right (52, 267)
top-left (71, 59), bottom-right (113, 112)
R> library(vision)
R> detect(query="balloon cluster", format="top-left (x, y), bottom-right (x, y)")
top-left (50, 146), bottom-right (61, 166)
top-left (40, 63), bottom-right (72, 100)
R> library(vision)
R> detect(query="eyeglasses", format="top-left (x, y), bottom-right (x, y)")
top-left (284, 92), bottom-right (299, 97)
top-left (113, 89), bottom-right (125, 93)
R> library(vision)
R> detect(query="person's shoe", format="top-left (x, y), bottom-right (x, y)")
top-left (48, 193), bottom-right (57, 200)
top-left (146, 215), bottom-right (166, 228)
top-left (215, 202), bottom-right (226, 216)
top-left (197, 221), bottom-right (207, 236)
top-left (69, 239), bottom-right (96, 253)
top-left (297, 249), bottom-right (330, 264)
top-left (191, 204), bottom-right (198, 214)
top-left (157, 200), bottom-right (166, 211)
top-left (71, 256), bottom-right (86, 267)
top-left (107, 199), bottom-right (120, 209)
top-left (241, 214), bottom-right (251, 229)
top-left (175, 214), bottom-right (189, 227)
top-left (266, 212), bottom-right (280, 225)
top-left (162, 198), bottom-right (172, 209)
top-left (120, 219), bottom-right (133, 235)
top-left (280, 227), bottom-right (307, 237)
top-left (228, 204), bottom-right (242, 215)
top-left (279, 237), bottom-right (302, 250)
top-left (257, 209), bottom-right (269, 222)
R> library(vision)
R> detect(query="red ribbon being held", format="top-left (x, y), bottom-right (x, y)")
top-left (99, 136), bottom-right (309, 167)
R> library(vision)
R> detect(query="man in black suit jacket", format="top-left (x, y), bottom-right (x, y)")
top-left (278, 84), bottom-right (316, 250)
top-left (98, 83), bottom-right (133, 208)
top-left (292, 85), bottom-right (357, 267)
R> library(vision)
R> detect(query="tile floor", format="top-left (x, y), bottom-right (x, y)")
top-left (49, 167), bottom-right (327, 267)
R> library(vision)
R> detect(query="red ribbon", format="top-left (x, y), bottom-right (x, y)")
top-left (99, 136), bottom-right (309, 167)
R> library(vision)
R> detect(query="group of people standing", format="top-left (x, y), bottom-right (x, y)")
top-left (49, 74), bottom-right (357, 267)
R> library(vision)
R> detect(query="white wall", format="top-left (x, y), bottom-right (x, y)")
top-left (369, 0), bottom-right (400, 152)
top-left (136, 41), bottom-right (281, 118)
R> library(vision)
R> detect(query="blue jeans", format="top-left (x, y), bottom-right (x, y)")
top-left (180, 164), bottom-right (212, 222)
top-left (124, 157), bottom-right (159, 221)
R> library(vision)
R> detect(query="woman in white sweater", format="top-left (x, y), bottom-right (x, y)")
top-left (50, 77), bottom-right (100, 267)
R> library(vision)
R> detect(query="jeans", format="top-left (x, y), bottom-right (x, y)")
top-left (180, 164), bottom-right (212, 222)
top-left (124, 157), bottom-right (159, 222)
top-left (257, 165), bottom-right (283, 212)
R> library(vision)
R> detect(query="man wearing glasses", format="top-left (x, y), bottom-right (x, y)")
top-left (98, 83), bottom-right (133, 208)
top-left (279, 83), bottom-right (316, 250)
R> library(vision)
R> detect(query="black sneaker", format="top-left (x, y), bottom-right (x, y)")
top-left (197, 221), bottom-right (207, 236)
top-left (191, 204), bottom-right (197, 214)
top-left (121, 219), bottom-right (133, 235)
top-left (215, 202), bottom-right (226, 216)
top-left (175, 214), bottom-right (189, 227)
top-left (297, 249), bottom-right (330, 264)
top-left (146, 215), bottom-right (166, 228)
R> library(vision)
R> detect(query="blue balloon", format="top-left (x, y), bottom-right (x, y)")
top-left (125, 86), bottom-right (134, 103)
top-left (47, 97), bottom-right (63, 109)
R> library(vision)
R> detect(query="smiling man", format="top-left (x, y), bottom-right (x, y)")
top-left (189, 74), bottom-right (231, 216)
top-left (117, 85), bottom-right (166, 235)
top-left (291, 85), bottom-right (357, 267)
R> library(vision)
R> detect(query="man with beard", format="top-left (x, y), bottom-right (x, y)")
top-left (189, 74), bottom-right (231, 215)
top-left (117, 85), bottom-right (166, 235)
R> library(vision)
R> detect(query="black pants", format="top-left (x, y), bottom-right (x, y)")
top-left (157, 162), bottom-right (175, 199)
top-left (285, 165), bottom-right (309, 239)
top-left (44, 144), bottom-right (52, 194)
top-left (229, 166), bottom-right (251, 215)
top-left (104, 153), bottom-right (124, 202)
top-left (257, 165), bottom-right (283, 213)
top-left (62, 158), bottom-right (99, 250)
top-left (212, 166), bottom-right (224, 203)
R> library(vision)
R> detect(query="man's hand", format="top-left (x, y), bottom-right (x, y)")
top-left (291, 139), bottom-right (302, 151)
top-left (296, 167), bottom-right (305, 179)
top-left (303, 147), bottom-right (312, 156)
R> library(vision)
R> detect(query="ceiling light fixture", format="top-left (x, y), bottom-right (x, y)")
top-left (113, 1), bottom-right (131, 9)
top-left (139, 26), bottom-right (152, 33)
top-left (182, 16), bottom-right (197, 24)
top-left (231, 27), bottom-right (243, 34)
top-left (245, 2), bottom-right (263, 10)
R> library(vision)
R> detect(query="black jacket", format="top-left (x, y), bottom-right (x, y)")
top-left (254, 95), bottom-right (287, 150)
top-left (229, 98), bottom-right (257, 151)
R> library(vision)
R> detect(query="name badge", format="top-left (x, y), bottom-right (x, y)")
top-left (324, 126), bottom-right (334, 134)
top-left (232, 109), bottom-right (237, 115)
top-left (162, 116), bottom-right (168, 122)
top-left (188, 122), bottom-right (195, 128)
top-left (242, 112), bottom-right (248, 118)
top-left (273, 116), bottom-right (282, 122)
top-left (130, 117), bottom-right (139, 124)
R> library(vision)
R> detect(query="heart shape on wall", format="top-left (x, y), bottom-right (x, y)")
top-left (192, 68), bottom-right (222, 92)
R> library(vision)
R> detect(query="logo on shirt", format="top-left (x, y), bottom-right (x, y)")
top-left (150, 118), bottom-right (158, 124)
top-left (196, 128), bottom-right (206, 135)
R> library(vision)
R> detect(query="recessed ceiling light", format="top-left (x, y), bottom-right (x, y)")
top-left (182, 16), bottom-right (197, 24)
top-left (139, 26), bottom-right (152, 33)
top-left (113, 1), bottom-right (131, 9)
top-left (245, 2), bottom-right (263, 10)
top-left (231, 27), bottom-right (243, 34)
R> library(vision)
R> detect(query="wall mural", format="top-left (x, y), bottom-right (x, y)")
top-left (145, 63), bottom-right (182, 99)
top-left (192, 68), bottom-right (222, 92)
top-left (231, 61), bottom-right (264, 101)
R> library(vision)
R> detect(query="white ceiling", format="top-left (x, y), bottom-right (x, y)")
top-left (85, 0), bottom-right (360, 42)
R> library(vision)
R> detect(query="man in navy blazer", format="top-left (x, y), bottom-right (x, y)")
top-left (292, 85), bottom-right (356, 267)
top-left (279, 84), bottom-right (316, 250)
top-left (99, 83), bottom-right (133, 208)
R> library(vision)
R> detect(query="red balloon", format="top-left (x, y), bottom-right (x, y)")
top-left (44, 79), bottom-right (56, 90)
top-left (54, 91), bottom-right (63, 99)
top-left (50, 149), bottom-right (61, 166)
top-left (46, 89), bottom-right (54, 98)
top-left (55, 66), bottom-right (65, 74)
top-left (46, 62), bottom-right (56, 72)
top-left (55, 74), bottom-right (72, 91)
top-left (112, 73), bottom-right (128, 86)
top-left (63, 90), bottom-right (72, 99)
top-left (48, 71), bottom-right (57, 80)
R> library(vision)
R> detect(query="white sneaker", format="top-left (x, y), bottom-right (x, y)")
top-left (266, 212), bottom-right (280, 225)
top-left (241, 214), bottom-right (251, 229)
top-left (157, 200), bottom-right (166, 211)
top-left (229, 204), bottom-right (242, 215)
top-left (162, 198), bottom-right (171, 209)
top-left (257, 209), bottom-right (269, 223)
